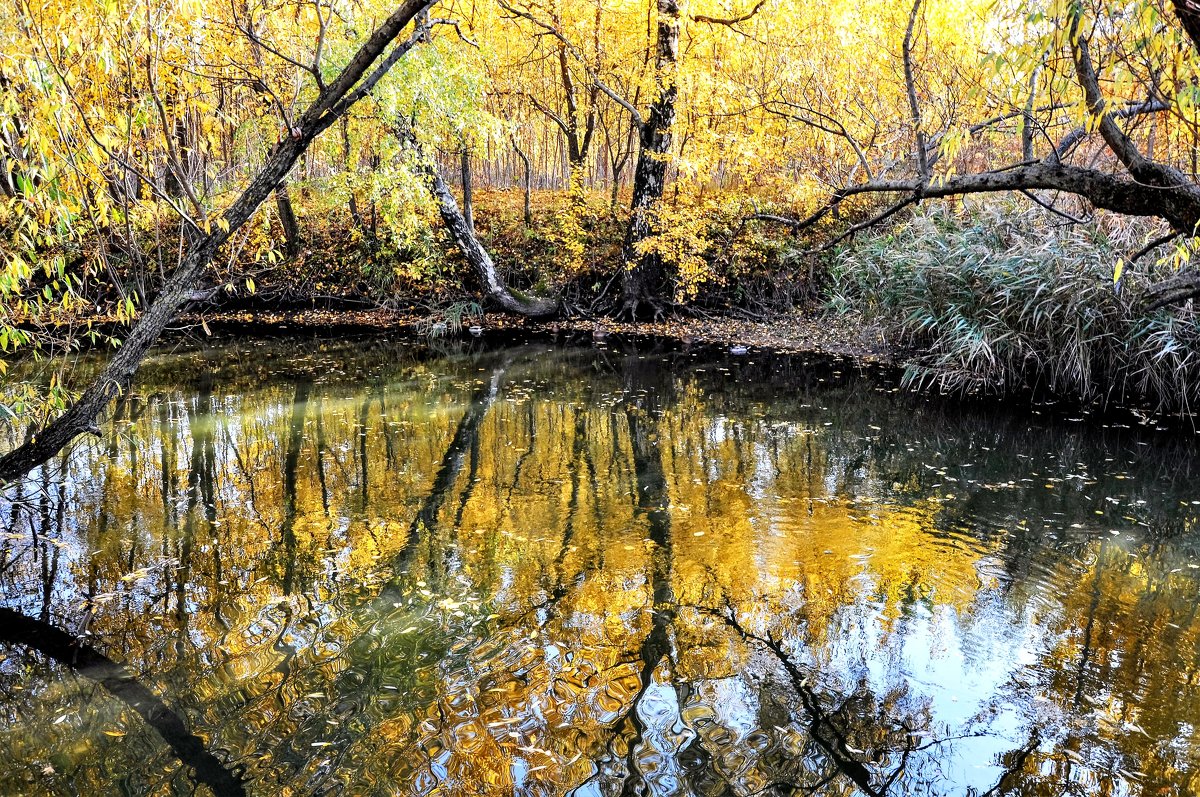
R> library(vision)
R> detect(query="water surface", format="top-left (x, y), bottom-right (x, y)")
top-left (2, 335), bottom-right (1200, 796)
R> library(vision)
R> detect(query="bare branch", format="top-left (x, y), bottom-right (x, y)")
top-left (692, 0), bottom-right (767, 26)
top-left (594, 78), bottom-right (645, 127)
top-left (752, 158), bottom-right (1200, 259)
top-left (323, 16), bottom-right (464, 122)
top-left (746, 212), bottom-right (808, 230)
top-left (145, 53), bottom-right (207, 221)
top-left (229, 0), bottom-right (323, 86)
top-left (311, 0), bottom-right (329, 90)
top-left (1018, 189), bottom-right (1090, 224)
top-left (497, 0), bottom-right (645, 127)
top-left (1130, 230), bottom-right (1182, 263)
top-left (525, 91), bottom-right (570, 135)
top-left (802, 195), bottom-right (920, 254)
top-left (1052, 97), bottom-right (1169, 161)
top-left (301, 0), bottom-right (434, 125)
top-left (763, 99), bottom-right (874, 180)
top-left (1067, 7), bottom-right (1184, 192)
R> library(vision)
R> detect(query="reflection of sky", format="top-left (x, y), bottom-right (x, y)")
top-left (793, 539), bottom-right (1087, 794)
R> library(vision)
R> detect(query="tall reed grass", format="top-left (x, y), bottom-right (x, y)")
top-left (827, 202), bottom-right (1200, 410)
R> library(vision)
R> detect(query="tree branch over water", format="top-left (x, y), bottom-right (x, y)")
top-left (0, 607), bottom-right (247, 797)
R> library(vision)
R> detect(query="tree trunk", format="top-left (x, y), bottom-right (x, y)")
top-left (0, 0), bottom-right (435, 485)
top-left (567, 154), bottom-right (587, 210)
top-left (425, 163), bottom-right (557, 316)
top-left (460, 149), bottom-right (474, 233)
top-left (610, 149), bottom-right (628, 211)
top-left (275, 182), bottom-right (302, 258)
top-left (348, 193), bottom-right (365, 230)
top-left (404, 129), bottom-right (556, 317)
top-left (621, 0), bottom-right (680, 317)
top-left (513, 139), bottom-right (533, 227)
top-left (341, 116), bottom-right (367, 231)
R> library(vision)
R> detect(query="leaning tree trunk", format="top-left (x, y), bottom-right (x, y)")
top-left (0, 0), bottom-right (434, 485)
top-left (425, 164), bottom-right (557, 316)
top-left (404, 130), bottom-right (557, 317)
top-left (620, 0), bottom-right (680, 317)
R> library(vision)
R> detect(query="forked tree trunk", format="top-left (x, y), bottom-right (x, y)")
top-left (621, 0), bottom-right (680, 317)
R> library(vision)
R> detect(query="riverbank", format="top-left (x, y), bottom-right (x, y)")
top-left (180, 306), bottom-right (897, 364)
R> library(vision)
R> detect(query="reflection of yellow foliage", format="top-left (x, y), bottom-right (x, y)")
top-left (7, 345), bottom-right (1200, 796)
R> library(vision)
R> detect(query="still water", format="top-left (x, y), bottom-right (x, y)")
top-left (2, 335), bottom-right (1200, 796)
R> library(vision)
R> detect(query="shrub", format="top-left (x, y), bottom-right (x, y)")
top-left (826, 202), bottom-right (1200, 410)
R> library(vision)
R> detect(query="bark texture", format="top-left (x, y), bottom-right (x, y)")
top-left (621, 0), bottom-right (680, 317)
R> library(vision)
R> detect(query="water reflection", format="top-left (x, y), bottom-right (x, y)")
top-left (0, 606), bottom-right (247, 796)
top-left (2, 336), bottom-right (1200, 795)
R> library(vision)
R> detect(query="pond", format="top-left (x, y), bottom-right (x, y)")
top-left (2, 334), bottom-right (1200, 796)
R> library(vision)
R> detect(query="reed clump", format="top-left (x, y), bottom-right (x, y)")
top-left (826, 202), bottom-right (1200, 410)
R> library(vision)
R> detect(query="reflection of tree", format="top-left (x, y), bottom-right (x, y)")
top-left (280, 377), bottom-right (311, 595)
top-left (394, 353), bottom-right (511, 577)
top-left (0, 606), bottom-right (246, 797)
top-left (8, 339), bottom-right (1200, 796)
top-left (614, 370), bottom-right (682, 796)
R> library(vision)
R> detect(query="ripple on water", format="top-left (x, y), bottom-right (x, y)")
top-left (6, 339), bottom-right (1200, 796)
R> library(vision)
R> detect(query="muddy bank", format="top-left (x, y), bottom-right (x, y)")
top-left (181, 307), bottom-right (895, 364)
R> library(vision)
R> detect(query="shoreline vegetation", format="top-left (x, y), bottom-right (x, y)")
top-left (11, 191), bottom-right (1195, 415)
